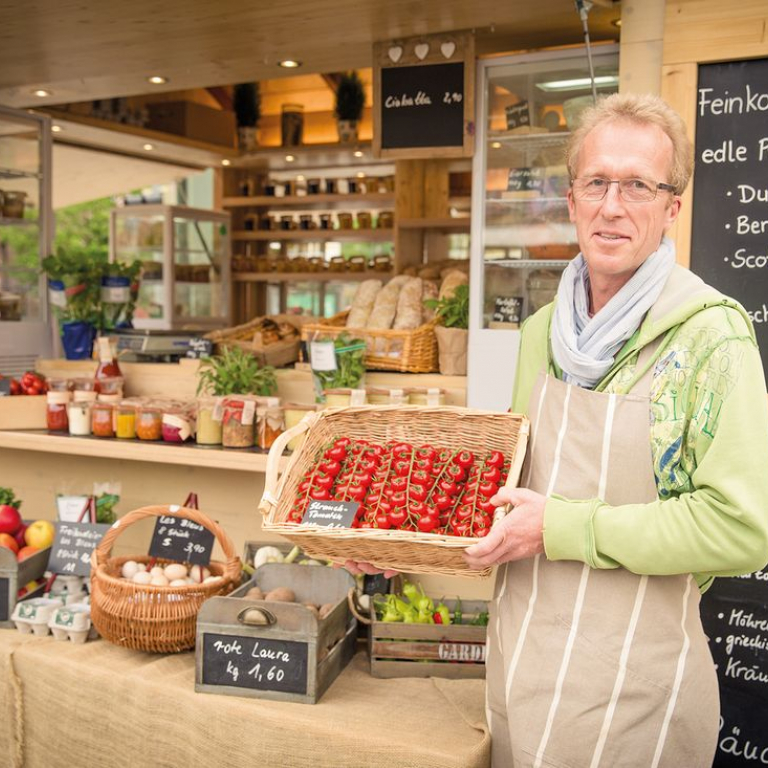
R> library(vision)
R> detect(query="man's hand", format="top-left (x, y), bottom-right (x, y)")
top-left (334, 561), bottom-right (399, 579)
top-left (464, 487), bottom-right (547, 570)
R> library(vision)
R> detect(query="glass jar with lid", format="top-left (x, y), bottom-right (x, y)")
top-left (67, 401), bottom-right (92, 436)
top-left (46, 391), bottom-right (71, 432)
top-left (256, 397), bottom-right (284, 450)
top-left (96, 376), bottom-right (124, 397)
top-left (196, 397), bottom-right (223, 446)
top-left (136, 403), bottom-right (163, 441)
top-left (91, 402), bottom-right (115, 438)
top-left (115, 400), bottom-right (137, 439)
top-left (322, 388), bottom-right (367, 407)
top-left (407, 387), bottom-right (446, 407)
top-left (72, 378), bottom-right (97, 402)
top-left (365, 387), bottom-right (406, 406)
top-left (222, 396), bottom-right (256, 448)
top-left (282, 403), bottom-right (318, 452)
top-left (162, 405), bottom-right (195, 443)
top-left (46, 377), bottom-right (70, 392)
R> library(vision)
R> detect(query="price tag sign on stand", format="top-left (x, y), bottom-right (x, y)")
top-left (201, 633), bottom-right (309, 695)
top-left (48, 522), bottom-right (109, 577)
top-left (505, 101), bottom-right (530, 130)
top-left (492, 296), bottom-right (523, 325)
top-left (0, 578), bottom-right (9, 622)
top-left (149, 507), bottom-right (215, 566)
top-left (301, 500), bottom-right (359, 529)
top-left (187, 337), bottom-right (214, 359)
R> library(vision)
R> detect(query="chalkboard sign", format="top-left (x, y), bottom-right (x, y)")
top-left (301, 499), bottom-right (359, 529)
top-left (380, 63), bottom-right (464, 150)
top-left (48, 522), bottom-right (110, 576)
top-left (201, 632), bottom-right (308, 695)
top-left (186, 337), bottom-right (213, 359)
top-left (492, 296), bottom-right (523, 325)
top-left (0, 577), bottom-right (8, 622)
top-left (700, 569), bottom-right (768, 766)
top-left (149, 514), bottom-right (215, 566)
top-left (0, 379), bottom-right (10, 397)
top-left (690, 58), bottom-right (768, 380)
top-left (505, 101), bottom-right (530, 130)
top-left (508, 167), bottom-right (545, 193)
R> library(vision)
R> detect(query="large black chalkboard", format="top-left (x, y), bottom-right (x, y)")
top-left (201, 632), bottom-right (308, 695)
top-left (700, 569), bottom-right (768, 766)
top-left (690, 58), bottom-right (768, 380)
top-left (0, 577), bottom-right (8, 622)
top-left (381, 63), bottom-right (464, 150)
top-left (149, 514), bottom-right (214, 566)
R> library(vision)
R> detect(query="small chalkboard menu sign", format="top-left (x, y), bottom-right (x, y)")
top-left (48, 522), bottom-right (110, 577)
top-left (690, 57), bottom-right (768, 380)
top-left (374, 32), bottom-right (474, 159)
top-left (505, 101), bottom-right (531, 131)
top-left (186, 337), bottom-right (213, 359)
top-left (492, 296), bottom-right (523, 325)
top-left (507, 167), bottom-right (545, 194)
top-left (700, 569), bottom-right (768, 766)
top-left (149, 512), bottom-right (215, 566)
top-left (301, 499), bottom-right (359, 529)
top-left (201, 632), bottom-right (309, 695)
top-left (0, 578), bottom-right (9, 622)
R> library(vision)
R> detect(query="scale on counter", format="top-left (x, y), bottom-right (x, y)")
top-left (114, 329), bottom-right (212, 362)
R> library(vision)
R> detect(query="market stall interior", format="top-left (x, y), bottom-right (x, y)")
top-left (0, 1), bottom-right (627, 765)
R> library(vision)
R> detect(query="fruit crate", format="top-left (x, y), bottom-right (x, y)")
top-left (364, 597), bottom-right (489, 679)
top-left (0, 543), bottom-right (51, 628)
top-left (195, 563), bottom-right (357, 704)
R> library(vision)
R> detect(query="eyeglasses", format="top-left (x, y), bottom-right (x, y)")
top-left (571, 176), bottom-right (677, 203)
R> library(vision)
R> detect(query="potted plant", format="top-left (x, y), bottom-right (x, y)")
top-left (233, 82), bottom-right (260, 153)
top-left (424, 283), bottom-right (469, 375)
top-left (334, 71), bottom-right (365, 144)
top-left (196, 345), bottom-right (277, 396)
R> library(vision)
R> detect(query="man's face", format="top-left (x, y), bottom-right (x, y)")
top-left (567, 120), bottom-right (681, 283)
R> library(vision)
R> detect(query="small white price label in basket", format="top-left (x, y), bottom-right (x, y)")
top-left (310, 341), bottom-right (337, 372)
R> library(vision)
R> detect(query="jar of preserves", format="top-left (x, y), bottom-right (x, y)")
top-left (91, 402), bottom-right (115, 438)
top-left (94, 337), bottom-right (123, 380)
top-left (46, 377), bottom-right (70, 392)
top-left (377, 211), bottom-right (394, 229)
top-left (162, 406), bottom-right (194, 443)
top-left (115, 400), bottom-right (137, 439)
top-left (322, 388), bottom-right (367, 407)
top-left (357, 211), bottom-right (372, 229)
top-left (136, 403), bottom-right (163, 441)
top-left (282, 403), bottom-right (318, 452)
top-left (256, 397), bottom-right (284, 450)
top-left (196, 397), bottom-right (223, 446)
top-left (407, 387), bottom-right (446, 407)
top-left (46, 391), bottom-right (71, 432)
top-left (72, 378), bottom-right (97, 402)
top-left (337, 212), bottom-right (353, 230)
top-left (365, 387), bottom-right (406, 406)
top-left (222, 396), bottom-right (256, 448)
top-left (96, 376), bottom-right (124, 396)
top-left (2, 191), bottom-right (27, 219)
top-left (67, 402), bottom-right (92, 436)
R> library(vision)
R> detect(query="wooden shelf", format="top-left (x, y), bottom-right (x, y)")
top-left (398, 218), bottom-right (471, 232)
top-left (222, 193), bottom-right (395, 209)
top-left (0, 430), bottom-right (288, 473)
top-left (231, 142), bottom-right (394, 171)
top-left (233, 270), bottom-right (392, 283)
top-left (232, 228), bottom-right (393, 242)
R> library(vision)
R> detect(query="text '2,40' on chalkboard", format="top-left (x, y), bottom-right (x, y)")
top-left (381, 62), bottom-right (465, 150)
top-left (149, 515), bottom-right (215, 566)
top-left (690, 57), bottom-right (768, 380)
top-left (201, 633), bottom-right (308, 695)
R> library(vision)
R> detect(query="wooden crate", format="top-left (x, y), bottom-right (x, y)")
top-left (0, 543), bottom-right (51, 628)
top-left (0, 395), bottom-right (46, 430)
top-left (368, 598), bottom-right (488, 679)
top-left (195, 563), bottom-right (357, 704)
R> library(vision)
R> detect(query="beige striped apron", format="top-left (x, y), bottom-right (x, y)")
top-left (486, 343), bottom-right (720, 768)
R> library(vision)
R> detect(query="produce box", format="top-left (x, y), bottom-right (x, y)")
top-left (147, 100), bottom-right (236, 148)
top-left (0, 395), bottom-right (46, 430)
top-left (195, 562), bottom-right (357, 704)
top-left (366, 597), bottom-right (489, 679)
top-left (0, 543), bottom-right (51, 628)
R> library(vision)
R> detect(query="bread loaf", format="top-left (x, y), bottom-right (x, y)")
top-left (393, 277), bottom-right (424, 330)
top-left (439, 269), bottom-right (468, 300)
top-left (346, 279), bottom-right (382, 327)
top-left (421, 280), bottom-right (439, 322)
top-left (367, 275), bottom-right (409, 329)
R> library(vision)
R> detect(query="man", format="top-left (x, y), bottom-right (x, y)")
top-left (465, 93), bottom-right (768, 767)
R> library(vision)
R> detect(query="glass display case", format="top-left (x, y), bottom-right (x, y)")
top-left (0, 105), bottom-right (53, 370)
top-left (110, 204), bottom-right (231, 330)
top-left (467, 45), bottom-right (619, 410)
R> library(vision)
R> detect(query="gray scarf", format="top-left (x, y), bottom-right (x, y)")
top-left (550, 236), bottom-right (676, 389)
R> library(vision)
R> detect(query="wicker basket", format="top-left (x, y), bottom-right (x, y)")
top-left (301, 310), bottom-right (439, 373)
top-left (90, 505), bottom-right (242, 653)
top-left (259, 406), bottom-right (529, 578)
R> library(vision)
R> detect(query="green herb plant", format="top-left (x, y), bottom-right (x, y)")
top-left (424, 283), bottom-right (469, 330)
top-left (0, 487), bottom-right (21, 510)
top-left (196, 345), bottom-right (277, 396)
top-left (100, 259), bottom-right (142, 330)
top-left (334, 71), bottom-right (366, 122)
top-left (311, 332), bottom-right (366, 395)
top-left (233, 82), bottom-right (261, 128)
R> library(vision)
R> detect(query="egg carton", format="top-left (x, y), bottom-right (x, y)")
top-left (48, 603), bottom-right (98, 644)
top-left (11, 597), bottom-right (65, 636)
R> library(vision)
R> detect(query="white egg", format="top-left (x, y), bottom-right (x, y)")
top-left (203, 575), bottom-right (222, 584)
top-left (184, 578), bottom-right (196, 585)
top-left (169, 579), bottom-right (188, 587)
top-left (150, 574), bottom-right (169, 587)
top-left (136, 563), bottom-right (147, 572)
top-left (164, 563), bottom-right (188, 581)
top-left (132, 571), bottom-right (153, 585)
top-left (121, 560), bottom-right (140, 579)
top-left (189, 565), bottom-right (211, 583)
top-left (150, 566), bottom-right (165, 578)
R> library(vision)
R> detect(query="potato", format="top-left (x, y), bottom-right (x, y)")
top-left (303, 603), bottom-right (320, 617)
top-left (245, 586), bottom-right (265, 600)
top-left (264, 587), bottom-right (296, 603)
top-left (319, 602), bottom-right (335, 619)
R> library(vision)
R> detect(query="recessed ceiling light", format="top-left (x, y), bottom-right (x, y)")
top-left (612, 18), bottom-right (622, 28)
top-left (221, 159), bottom-right (231, 166)
top-left (285, 154), bottom-right (295, 162)
top-left (296, 174), bottom-right (305, 181)
top-left (536, 75), bottom-right (619, 93)
top-left (491, 141), bottom-right (502, 149)
top-left (356, 172), bottom-right (365, 178)
top-left (148, 75), bottom-right (169, 84)
top-left (143, 143), bottom-right (155, 151)
top-left (33, 89), bottom-right (51, 98)
top-left (278, 60), bottom-right (302, 69)
top-left (51, 125), bottom-right (63, 133)
top-left (353, 150), bottom-right (363, 158)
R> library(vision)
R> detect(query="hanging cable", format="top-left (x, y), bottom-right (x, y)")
top-left (574, 0), bottom-right (599, 104)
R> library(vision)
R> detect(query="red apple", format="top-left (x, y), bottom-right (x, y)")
top-left (0, 504), bottom-right (22, 535)
top-left (0, 532), bottom-right (20, 554)
top-left (17, 545), bottom-right (39, 561)
top-left (13, 522), bottom-right (28, 548)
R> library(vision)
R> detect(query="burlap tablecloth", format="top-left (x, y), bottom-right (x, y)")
top-left (0, 629), bottom-right (490, 768)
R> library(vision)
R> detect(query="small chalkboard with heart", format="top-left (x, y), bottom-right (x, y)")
top-left (301, 500), bottom-right (359, 529)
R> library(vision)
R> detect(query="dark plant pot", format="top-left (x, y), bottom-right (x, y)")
top-left (61, 321), bottom-right (96, 360)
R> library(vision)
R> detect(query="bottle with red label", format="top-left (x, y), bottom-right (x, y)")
top-left (94, 337), bottom-right (122, 389)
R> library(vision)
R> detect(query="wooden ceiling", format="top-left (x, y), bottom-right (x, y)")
top-left (0, 0), bottom-right (621, 109)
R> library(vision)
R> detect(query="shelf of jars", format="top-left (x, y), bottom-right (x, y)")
top-left (222, 193), bottom-right (396, 209)
top-left (398, 217), bottom-right (471, 232)
top-left (232, 270), bottom-right (392, 283)
top-left (232, 228), bottom-right (393, 242)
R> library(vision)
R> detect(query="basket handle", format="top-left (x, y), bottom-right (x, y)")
top-left (492, 418), bottom-right (531, 525)
top-left (258, 410), bottom-right (321, 517)
top-left (91, 504), bottom-right (241, 581)
top-left (347, 587), bottom-right (372, 625)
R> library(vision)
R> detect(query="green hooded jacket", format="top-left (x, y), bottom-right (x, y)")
top-left (512, 265), bottom-right (768, 591)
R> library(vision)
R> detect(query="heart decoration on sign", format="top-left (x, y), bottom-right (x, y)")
top-left (414, 42), bottom-right (430, 60)
top-left (388, 45), bottom-right (403, 63)
top-left (440, 41), bottom-right (456, 59)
